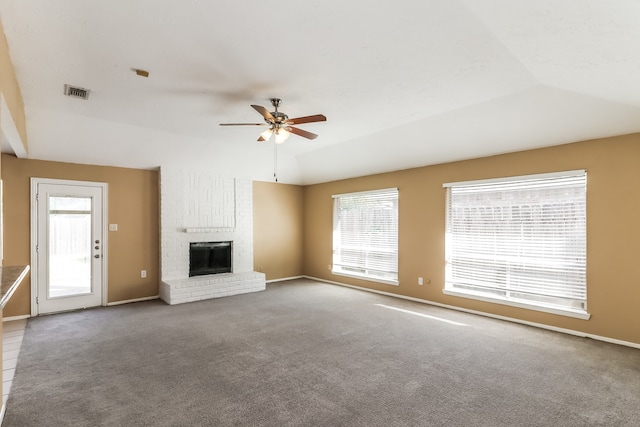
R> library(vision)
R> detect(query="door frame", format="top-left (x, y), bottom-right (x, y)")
top-left (30, 177), bottom-right (109, 316)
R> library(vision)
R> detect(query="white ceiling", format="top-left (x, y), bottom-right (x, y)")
top-left (1, 0), bottom-right (639, 184)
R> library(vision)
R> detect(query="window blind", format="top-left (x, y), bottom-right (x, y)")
top-left (332, 188), bottom-right (398, 284)
top-left (445, 171), bottom-right (586, 311)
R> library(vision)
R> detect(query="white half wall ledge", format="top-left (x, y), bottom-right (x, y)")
top-left (0, 93), bottom-right (27, 158)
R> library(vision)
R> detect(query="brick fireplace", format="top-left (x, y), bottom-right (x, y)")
top-left (159, 167), bottom-right (265, 305)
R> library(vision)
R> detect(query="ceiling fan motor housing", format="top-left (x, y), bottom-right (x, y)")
top-left (270, 112), bottom-right (288, 123)
top-left (268, 99), bottom-right (288, 123)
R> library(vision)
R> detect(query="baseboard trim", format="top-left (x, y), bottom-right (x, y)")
top-left (303, 275), bottom-right (640, 350)
top-left (0, 401), bottom-right (6, 426)
top-left (267, 276), bottom-right (304, 284)
top-left (106, 296), bottom-right (159, 306)
top-left (3, 314), bottom-right (30, 322)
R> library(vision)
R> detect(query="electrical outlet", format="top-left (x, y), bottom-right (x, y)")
top-left (328, 264), bottom-right (332, 271)
top-left (418, 277), bottom-right (424, 285)
top-left (141, 270), bottom-right (147, 278)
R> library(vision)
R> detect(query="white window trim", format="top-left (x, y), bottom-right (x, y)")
top-left (443, 169), bottom-right (586, 188)
top-left (332, 187), bottom-right (399, 198)
top-left (443, 170), bottom-right (589, 319)
top-left (332, 187), bottom-right (399, 286)
top-left (443, 288), bottom-right (590, 320)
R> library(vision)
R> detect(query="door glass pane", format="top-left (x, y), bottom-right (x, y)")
top-left (48, 196), bottom-right (92, 298)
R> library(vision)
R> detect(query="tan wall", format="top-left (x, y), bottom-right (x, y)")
top-left (0, 20), bottom-right (27, 151)
top-left (0, 20), bottom-right (26, 390)
top-left (303, 134), bottom-right (640, 345)
top-left (253, 181), bottom-right (304, 281)
top-left (1, 154), bottom-right (159, 317)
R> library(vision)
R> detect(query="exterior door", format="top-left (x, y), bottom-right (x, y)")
top-left (33, 180), bottom-right (106, 314)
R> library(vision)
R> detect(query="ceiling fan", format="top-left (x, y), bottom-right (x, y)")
top-left (219, 98), bottom-right (326, 143)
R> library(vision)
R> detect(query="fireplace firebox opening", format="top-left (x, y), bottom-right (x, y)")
top-left (189, 241), bottom-right (232, 277)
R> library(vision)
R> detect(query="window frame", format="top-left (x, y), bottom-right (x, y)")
top-left (443, 170), bottom-right (590, 320)
top-left (332, 188), bottom-right (399, 286)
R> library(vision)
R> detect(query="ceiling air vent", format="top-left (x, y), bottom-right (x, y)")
top-left (64, 84), bottom-right (90, 100)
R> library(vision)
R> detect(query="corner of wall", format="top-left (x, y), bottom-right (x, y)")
top-left (0, 20), bottom-right (28, 154)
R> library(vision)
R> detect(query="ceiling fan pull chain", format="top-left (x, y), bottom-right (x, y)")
top-left (274, 141), bottom-right (278, 182)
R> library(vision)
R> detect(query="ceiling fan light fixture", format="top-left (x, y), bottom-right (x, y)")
top-left (275, 128), bottom-right (290, 144)
top-left (260, 128), bottom-right (273, 141)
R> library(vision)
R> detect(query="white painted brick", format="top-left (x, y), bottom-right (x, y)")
top-left (159, 272), bottom-right (266, 305)
top-left (160, 167), bottom-right (257, 295)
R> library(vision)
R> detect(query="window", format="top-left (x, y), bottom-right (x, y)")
top-left (332, 188), bottom-right (399, 285)
top-left (443, 170), bottom-right (588, 319)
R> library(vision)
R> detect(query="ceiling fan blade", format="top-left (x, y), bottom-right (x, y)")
top-left (285, 114), bottom-right (327, 125)
top-left (257, 136), bottom-right (266, 142)
top-left (251, 104), bottom-right (275, 121)
top-left (286, 126), bottom-right (318, 140)
top-left (219, 123), bottom-right (266, 126)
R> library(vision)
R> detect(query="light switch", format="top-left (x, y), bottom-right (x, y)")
top-left (109, 224), bottom-right (118, 232)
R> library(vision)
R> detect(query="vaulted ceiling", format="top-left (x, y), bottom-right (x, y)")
top-left (1, 1), bottom-right (639, 184)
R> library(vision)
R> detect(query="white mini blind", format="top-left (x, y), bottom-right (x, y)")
top-left (445, 171), bottom-right (587, 311)
top-left (332, 188), bottom-right (398, 283)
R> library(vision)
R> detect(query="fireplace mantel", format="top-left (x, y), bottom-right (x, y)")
top-left (183, 227), bottom-right (235, 233)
